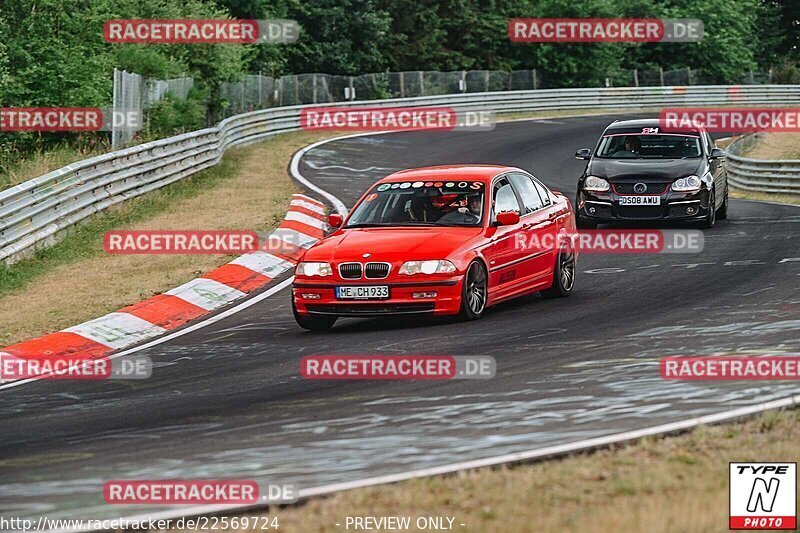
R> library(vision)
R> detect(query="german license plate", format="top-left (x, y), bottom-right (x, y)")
top-left (619, 195), bottom-right (661, 205)
top-left (335, 285), bottom-right (390, 300)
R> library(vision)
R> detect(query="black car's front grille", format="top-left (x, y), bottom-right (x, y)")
top-left (617, 206), bottom-right (665, 219)
top-left (364, 262), bottom-right (390, 279)
top-left (306, 303), bottom-right (435, 316)
top-left (612, 182), bottom-right (671, 195)
top-left (338, 262), bottom-right (362, 279)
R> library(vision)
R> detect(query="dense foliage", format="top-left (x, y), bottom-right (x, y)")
top-left (0, 0), bottom-right (797, 158)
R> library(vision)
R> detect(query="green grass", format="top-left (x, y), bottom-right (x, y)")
top-left (0, 142), bottom-right (109, 191)
top-left (0, 151), bottom-right (244, 300)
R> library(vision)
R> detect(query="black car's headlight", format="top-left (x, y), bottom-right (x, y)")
top-left (583, 175), bottom-right (610, 192)
top-left (671, 175), bottom-right (702, 192)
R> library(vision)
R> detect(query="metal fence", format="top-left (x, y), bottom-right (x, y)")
top-left (727, 133), bottom-right (800, 194)
top-left (3, 84), bottom-right (800, 265)
top-left (112, 69), bottom-right (194, 148)
top-left (219, 68), bottom-right (777, 118)
top-left (114, 67), bottom-right (777, 134)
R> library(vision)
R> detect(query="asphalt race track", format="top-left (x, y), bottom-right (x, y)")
top-left (2, 114), bottom-right (800, 524)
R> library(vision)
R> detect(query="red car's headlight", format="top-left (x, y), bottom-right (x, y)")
top-left (399, 260), bottom-right (456, 275)
top-left (296, 262), bottom-right (333, 276)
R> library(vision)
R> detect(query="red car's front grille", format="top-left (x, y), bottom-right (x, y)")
top-left (364, 263), bottom-right (390, 279)
top-left (338, 262), bottom-right (362, 279)
top-left (337, 262), bottom-right (391, 279)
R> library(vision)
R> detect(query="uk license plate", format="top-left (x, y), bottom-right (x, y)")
top-left (619, 195), bottom-right (661, 205)
top-left (335, 285), bottom-right (390, 300)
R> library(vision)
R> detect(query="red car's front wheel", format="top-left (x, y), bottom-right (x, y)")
top-left (293, 298), bottom-right (337, 331)
top-left (458, 261), bottom-right (487, 320)
top-left (541, 243), bottom-right (576, 299)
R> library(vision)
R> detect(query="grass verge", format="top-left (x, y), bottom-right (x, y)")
top-left (728, 132), bottom-right (800, 206)
top-left (227, 408), bottom-right (800, 533)
top-left (0, 142), bottom-right (109, 190)
top-left (0, 131), bottom-right (333, 347)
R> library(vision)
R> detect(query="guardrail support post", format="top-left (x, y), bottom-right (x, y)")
top-left (633, 69), bottom-right (639, 87)
top-left (258, 71), bottom-right (263, 108)
top-left (313, 75), bottom-right (318, 104)
top-left (112, 68), bottom-right (120, 149)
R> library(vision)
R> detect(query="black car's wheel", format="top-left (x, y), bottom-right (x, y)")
top-left (576, 215), bottom-right (598, 229)
top-left (700, 189), bottom-right (716, 229)
top-left (541, 242), bottom-right (576, 299)
top-left (458, 261), bottom-right (488, 320)
top-left (717, 187), bottom-right (729, 220)
top-left (293, 299), bottom-right (336, 331)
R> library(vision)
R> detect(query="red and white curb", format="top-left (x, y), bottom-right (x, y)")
top-left (0, 193), bottom-right (327, 381)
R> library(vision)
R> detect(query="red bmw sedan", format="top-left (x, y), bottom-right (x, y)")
top-left (292, 165), bottom-right (578, 330)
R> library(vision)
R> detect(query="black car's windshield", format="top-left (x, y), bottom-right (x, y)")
top-left (345, 180), bottom-right (485, 227)
top-left (596, 134), bottom-right (702, 159)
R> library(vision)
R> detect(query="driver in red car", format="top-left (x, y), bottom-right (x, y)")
top-left (436, 193), bottom-right (482, 225)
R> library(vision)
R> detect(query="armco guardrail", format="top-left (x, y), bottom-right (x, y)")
top-left (726, 133), bottom-right (800, 194)
top-left (2, 84), bottom-right (799, 264)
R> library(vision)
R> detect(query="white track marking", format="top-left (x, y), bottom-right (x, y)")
top-left (0, 278), bottom-right (294, 392)
top-left (166, 278), bottom-right (247, 311)
top-left (64, 313), bottom-right (167, 349)
top-left (230, 252), bottom-right (294, 278)
top-left (285, 210), bottom-right (328, 230)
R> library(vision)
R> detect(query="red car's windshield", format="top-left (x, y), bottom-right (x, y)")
top-left (345, 181), bottom-right (485, 227)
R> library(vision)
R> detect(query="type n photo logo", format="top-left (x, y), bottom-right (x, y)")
top-left (730, 462), bottom-right (796, 530)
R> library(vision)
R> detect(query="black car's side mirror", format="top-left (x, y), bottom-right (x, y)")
top-left (710, 148), bottom-right (726, 159)
top-left (575, 148), bottom-right (592, 160)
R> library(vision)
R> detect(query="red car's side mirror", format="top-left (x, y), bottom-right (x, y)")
top-left (495, 211), bottom-right (520, 226)
top-left (328, 213), bottom-right (343, 227)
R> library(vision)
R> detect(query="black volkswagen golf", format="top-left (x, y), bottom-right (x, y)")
top-left (574, 119), bottom-right (729, 229)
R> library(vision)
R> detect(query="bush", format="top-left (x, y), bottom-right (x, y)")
top-left (144, 88), bottom-right (207, 139)
top-left (770, 60), bottom-right (800, 84)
